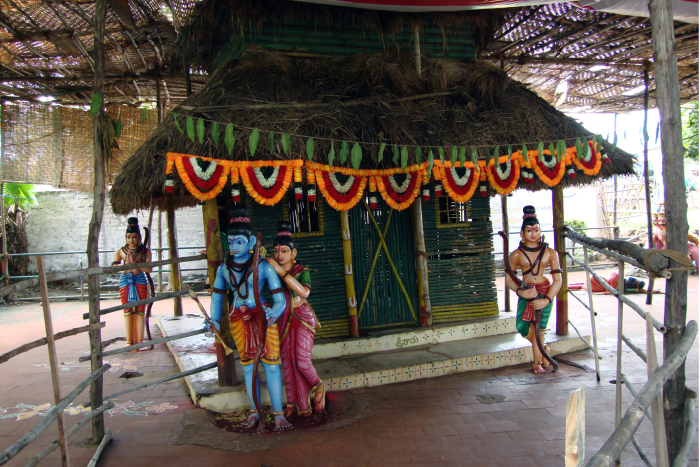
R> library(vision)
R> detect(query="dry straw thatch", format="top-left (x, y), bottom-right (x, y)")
top-left (110, 51), bottom-right (636, 215)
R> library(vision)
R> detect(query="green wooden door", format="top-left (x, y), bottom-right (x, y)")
top-left (350, 198), bottom-right (419, 330)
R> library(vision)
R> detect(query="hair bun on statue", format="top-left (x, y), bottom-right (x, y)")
top-left (274, 221), bottom-right (295, 249)
top-left (228, 206), bottom-right (252, 238)
top-left (126, 217), bottom-right (141, 234)
top-left (521, 205), bottom-right (539, 230)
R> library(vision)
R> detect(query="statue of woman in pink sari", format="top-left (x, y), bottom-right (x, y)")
top-left (268, 221), bottom-right (326, 418)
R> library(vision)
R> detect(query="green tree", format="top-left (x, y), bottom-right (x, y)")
top-left (3, 183), bottom-right (38, 278)
top-left (682, 101), bottom-right (698, 160)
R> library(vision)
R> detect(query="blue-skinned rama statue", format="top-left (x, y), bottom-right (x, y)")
top-left (209, 206), bottom-right (292, 431)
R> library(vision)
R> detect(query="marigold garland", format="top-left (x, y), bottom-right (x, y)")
top-left (531, 151), bottom-right (567, 187)
top-left (239, 163), bottom-right (295, 206)
top-left (169, 153), bottom-right (231, 201)
top-left (486, 156), bottom-right (521, 195)
top-left (571, 143), bottom-right (602, 176)
top-left (436, 164), bottom-right (479, 202)
top-left (181, 157), bottom-right (226, 191)
top-left (376, 171), bottom-right (422, 210)
top-left (316, 170), bottom-right (367, 210)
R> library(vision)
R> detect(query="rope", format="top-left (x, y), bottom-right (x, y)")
top-left (643, 248), bottom-right (695, 272)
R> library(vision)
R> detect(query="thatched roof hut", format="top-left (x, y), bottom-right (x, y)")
top-left (110, 51), bottom-right (636, 215)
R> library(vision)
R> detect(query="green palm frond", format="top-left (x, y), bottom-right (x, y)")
top-left (3, 183), bottom-right (37, 211)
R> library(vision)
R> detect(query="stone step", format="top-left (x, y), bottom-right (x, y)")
top-left (157, 315), bottom-right (589, 413)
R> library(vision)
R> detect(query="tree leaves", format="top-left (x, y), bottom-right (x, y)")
top-left (306, 137), bottom-right (314, 161)
top-left (224, 124), bottom-right (235, 155)
top-left (249, 128), bottom-right (259, 156)
top-left (186, 116), bottom-right (195, 142)
top-left (401, 146), bottom-right (408, 170)
top-left (212, 121), bottom-right (220, 146)
top-left (90, 93), bottom-right (102, 115)
top-left (197, 118), bottom-right (205, 144)
top-left (351, 143), bottom-right (362, 170)
top-left (328, 141), bottom-right (336, 166)
top-left (173, 113), bottom-right (183, 134)
top-left (340, 141), bottom-right (349, 164)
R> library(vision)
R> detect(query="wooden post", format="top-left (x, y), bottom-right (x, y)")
top-left (643, 65), bottom-right (655, 306)
top-left (582, 246), bottom-right (601, 381)
top-left (649, 0), bottom-right (689, 458)
top-left (202, 199), bottom-right (236, 386)
top-left (157, 210), bottom-right (162, 294)
top-left (501, 195), bottom-right (510, 312)
top-left (552, 184), bottom-right (568, 335)
top-left (565, 387), bottom-right (585, 467)
top-left (614, 226), bottom-right (624, 456)
top-left (646, 312), bottom-right (670, 467)
top-left (167, 196), bottom-right (182, 316)
top-left (87, 0), bottom-right (107, 442)
top-left (612, 114), bottom-right (618, 230)
top-left (37, 256), bottom-right (70, 467)
top-left (340, 210), bottom-right (359, 337)
top-left (1, 180), bottom-right (8, 288)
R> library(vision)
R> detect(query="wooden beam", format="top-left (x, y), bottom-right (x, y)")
top-left (553, 184), bottom-right (568, 336)
top-left (0, 323), bottom-right (105, 365)
top-left (166, 196), bottom-right (182, 316)
top-left (340, 210), bottom-right (359, 337)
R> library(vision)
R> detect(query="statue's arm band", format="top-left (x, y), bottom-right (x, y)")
top-left (212, 287), bottom-right (226, 295)
top-left (268, 287), bottom-right (285, 295)
top-left (550, 269), bottom-right (563, 274)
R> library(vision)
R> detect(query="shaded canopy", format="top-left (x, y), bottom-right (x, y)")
top-left (109, 51), bottom-right (636, 215)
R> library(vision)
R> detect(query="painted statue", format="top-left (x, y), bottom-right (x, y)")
top-left (653, 208), bottom-right (699, 273)
top-left (209, 207), bottom-right (291, 431)
top-left (504, 206), bottom-right (562, 374)
top-left (112, 217), bottom-right (153, 347)
top-left (267, 221), bottom-right (325, 418)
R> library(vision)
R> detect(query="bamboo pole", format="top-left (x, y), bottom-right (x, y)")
top-left (565, 387), bottom-right (585, 467)
top-left (358, 209), bottom-right (393, 319)
top-left (81, 286), bottom-right (206, 319)
top-left (621, 375), bottom-right (654, 423)
top-left (566, 252), bottom-right (666, 333)
top-left (622, 334), bottom-right (648, 363)
top-left (24, 402), bottom-right (115, 467)
top-left (340, 210), bottom-right (359, 337)
top-left (86, 429), bottom-right (111, 467)
top-left (1, 180), bottom-right (8, 288)
top-left (158, 210), bottom-right (163, 294)
top-left (646, 312), bottom-right (669, 467)
top-left (553, 184), bottom-right (568, 335)
top-left (643, 65), bottom-right (655, 306)
top-left (37, 257), bottom-right (70, 467)
top-left (615, 227), bottom-right (624, 449)
top-left (1, 323), bottom-right (105, 365)
top-left (583, 246), bottom-right (601, 381)
top-left (502, 195), bottom-right (510, 312)
top-left (0, 254), bottom-right (206, 300)
top-left (87, 0), bottom-right (107, 443)
top-left (166, 196), bottom-right (182, 316)
top-left (103, 362), bottom-right (217, 401)
top-left (585, 321), bottom-right (697, 467)
top-left (672, 392), bottom-right (697, 467)
top-left (79, 328), bottom-right (207, 361)
top-left (0, 364), bottom-right (111, 465)
top-left (363, 201), bottom-right (417, 322)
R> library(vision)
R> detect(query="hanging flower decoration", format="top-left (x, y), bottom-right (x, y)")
top-left (486, 156), bottom-right (520, 195)
top-left (239, 160), bottom-right (301, 206)
top-left (376, 171), bottom-right (422, 210)
top-left (316, 170), bottom-right (367, 210)
top-left (531, 150), bottom-right (566, 187)
top-left (168, 153), bottom-right (232, 201)
top-left (434, 161), bottom-right (479, 203)
top-left (571, 142), bottom-right (603, 176)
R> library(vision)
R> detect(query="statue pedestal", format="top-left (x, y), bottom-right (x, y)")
top-left (157, 314), bottom-right (589, 413)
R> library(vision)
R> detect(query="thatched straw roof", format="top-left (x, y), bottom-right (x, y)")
top-left (109, 51), bottom-right (636, 215)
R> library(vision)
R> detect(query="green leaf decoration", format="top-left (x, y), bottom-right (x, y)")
top-left (459, 147), bottom-right (466, 166)
top-left (186, 116), bottom-right (195, 142)
top-left (537, 141), bottom-right (544, 161)
top-left (585, 140), bottom-right (592, 159)
top-left (401, 146), bottom-right (408, 170)
top-left (197, 118), bottom-right (205, 144)
top-left (114, 114), bottom-right (122, 139)
top-left (328, 141), bottom-right (336, 166)
top-left (249, 128), bottom-right (260, 156)
top-left (269, 132), bottom-right (275, 155)
top-left (281, 133), bottom-right (291, 154)
top-left (173, 113), bottom-right (183, 134)
top-left (655, 122), bottom-right (660, 144)
top-left (471, 147), bottom-right (478, 167)
top-left (141, 107), bottom-right (147, 124)
top-left (340, 141), bottom-right (349, 164)
top-left (494, 146), bottom-right (500, 164)
top-left (378, 142), bottom-right (386, 163)
top-left (351, 143), bottom-right (362, 170)
top-left (212, 121), bottom-right (220, 146)
top-left (415, 146), bottom-right (422, 164)
top-left (507, 144), bottom-right (513, 159)
top-left (548, 142), bottom-right (556, 161)
top-left (224, 124), bottom-right (235, 155)
top-left (521, 144), bottom-right (529, 163)
top-left (485, 147), bottom-right (491, 166)
top-left (306, 137), bottom-right (315, 161)
top-left (611, 132), bottom-right (618, 153)
top-left (90, 93), bottom-right (102, 115)
top-left (558, 140), bottom-right (566, 162)
top-left (450, 146), bottom-right (458, 166)
top-left (428, 150), bottom-right (435, 174)
top-left (392, 145), bottom-right (400, 165)
top-left (438, 146), bottom-right (445, 163)
top-left (575, 138), bottom-right (582, 158)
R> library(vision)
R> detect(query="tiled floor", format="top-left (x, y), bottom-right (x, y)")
top-left (0, 270), bottom-right (697, 466)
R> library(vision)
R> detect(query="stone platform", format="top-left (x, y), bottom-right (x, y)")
top-left (157, 314), bottom-right (590, 413)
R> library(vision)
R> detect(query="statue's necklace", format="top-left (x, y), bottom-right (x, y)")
top-left (227, 256), bottom-right (254, 300)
